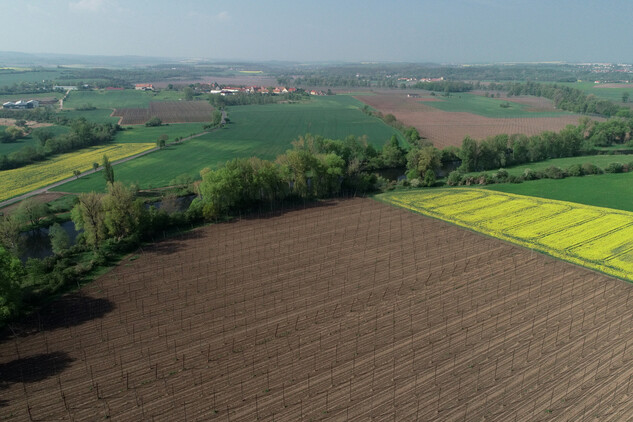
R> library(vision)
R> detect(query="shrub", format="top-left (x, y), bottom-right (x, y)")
top-left (605, 162), bottom-right (624, 173)
top-left (493, 169), bottom-right (509, 182)
top-left (581, 162), bottom-right (602, 175)
top-left (447, 170), bottom-right (462, 186)
top-left (544, 166), bottom-right (565, 179)
top-left (409, 178), bottom-right (421, 188)
top-left (523, 168), bottom-right (538, 180)
top-left (566, 163), bottom-right (583, 177)
top-left (145, 117), bottom-right (162, 127)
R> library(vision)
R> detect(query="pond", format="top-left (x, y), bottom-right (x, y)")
top-left (20, 220), bottom-right (80, 261)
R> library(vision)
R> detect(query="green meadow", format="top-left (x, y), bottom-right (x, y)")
top-left (487, 172), bottom-right (633, 213)
top-left (423, 92), bottom-right (574, 118)
top-left (63, 89), bottom-right (185, 110)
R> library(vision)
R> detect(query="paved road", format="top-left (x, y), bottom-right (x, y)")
top-left (0, 130), bottom-right (212, 209)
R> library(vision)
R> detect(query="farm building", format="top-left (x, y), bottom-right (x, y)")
top-left (2, 99), bottom-right (39, 109)
top-left (135, 83), bottom-right (154, 91)
top-left (54, 85), bottom-right (78, 91)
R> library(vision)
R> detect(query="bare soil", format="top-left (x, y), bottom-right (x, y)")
top-left (0, 192), bottom-right (66, 214)
top-left (0, 118), bottom-right (54, 129)
top-left (356, 91), bottom-right (590, 148)
top-left (113, 101), bottom-right (214, 125)
top-left (2, 198), bottom-right (633, 421)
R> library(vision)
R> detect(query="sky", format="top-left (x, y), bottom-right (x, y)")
top-left (2, 0), bottom-right (633, 64)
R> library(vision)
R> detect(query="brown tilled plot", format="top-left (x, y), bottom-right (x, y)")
top-left (356, 92), bottom-right (586, 148)
top-left (2, 198), bottom-right (633, 421)
top-left (113, 101), bottom-right (214, 125)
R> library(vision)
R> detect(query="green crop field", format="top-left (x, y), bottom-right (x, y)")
top-left (52, 95), bottom-right (403, 192)
top-left (487, 172), bottom-right (633, 212)
top-left (0, 125), bottom-right (69, 155)
top-left (114, 123), bottom-right (207, 143)
top-left (557, 81), bottom-right (633, 103)
top-left (63, 89), bottom-right (185, 110)
top-left (0, 92), bottom-right (63, 103)
top-left (423, 93), bottom-right (574, 118)
top-left (461, 154), bottom-right (633, 178)
top-left (0, 69), bottom-right (63, 85)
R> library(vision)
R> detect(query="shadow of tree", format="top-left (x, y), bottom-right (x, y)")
top-left (0, 294), bottom-right (115, 342)
top-left (0, 351), bottom-right (74, 384)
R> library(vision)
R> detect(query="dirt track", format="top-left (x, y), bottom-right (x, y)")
top-left (2, 198), bottom-right (633, 420)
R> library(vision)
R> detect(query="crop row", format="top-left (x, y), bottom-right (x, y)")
top-left (381, 188), bottom-right (633, 281)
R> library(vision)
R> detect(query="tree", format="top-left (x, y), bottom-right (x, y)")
top-left (4, 126), bottom-right (23, 142)
top-left (102, 154), bottom-right (114, 184)
top-left (145, 117), bottom-right (162, 127)
top-left (459, 136), bottom-right (479, 172)
top-left (381, 135), bottom-right (406, 168)
top-left (423, 169), bottom-right (436, 187)
top-left (15, 198), bottom-right (49, 227)
top-left (407, 146), bottom-right (441, 177)
top-left (71, 192), bottom-right (105, 248)
top-left (33, 129), bottom-right (53, 147)
top-left (212, 110), bottom-right (223, 126)
top-left (0, 215), bottom-right (21, 254)
top-left (157, 134), bottom-right (168, 149)
top-left (93, 162), bottom-right (99, 172)
top-left (102, 182), bottom-right (142, 240)
top-left (0, 246), bottom-right (24, 325)
top-left (49, 223), bottom-right (70, 255)
top-left (73, 169), bottom-right (81, 179)
top-left (623, 92), bottom-right (630, 103)
top-left (184, 87), bottom-right (195, 101)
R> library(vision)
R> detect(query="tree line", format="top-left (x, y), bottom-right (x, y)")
top-left (0, 119), bottom-right (119, 170)
top-left (208, 91), bottom-right (310, 108)
top-left (497, 81), bottom-right (626, 118)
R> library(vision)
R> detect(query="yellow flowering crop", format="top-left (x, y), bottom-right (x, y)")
top-left (380, 188), bottom-right (633, 281)
top-left (0, 143), bottom-right (155, 202)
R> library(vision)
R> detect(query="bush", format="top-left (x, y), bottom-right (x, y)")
top-left (409, 178), bottom-right (421, 188)
top-left (581, 162), bottom-right (602, 175)
top-left (145, 117), bottom-right (162, 127)
top-left (493, 168), bottom-right (509, 182)
top-left (566, 163), bottom-right (583, 177)
top-left (544, 166), bottom-right (565, 179)
top-left (605, 162), bottom-right (624, 173)
top-left (447, 170), bottom-right (462, 186)
top-left (406, 168), bottom-right (420, 180)
top-left (523, 168), bottom-right (539, 180)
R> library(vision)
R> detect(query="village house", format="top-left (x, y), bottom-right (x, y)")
top-left (135, 83), bottom-right (154, 91)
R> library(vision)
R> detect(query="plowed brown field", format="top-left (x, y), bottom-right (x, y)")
top-left (2, 198), bottom-right (633, 421)
top-left (113, 101), bottom-right (214, 125)
top-left (356, 92), bottom-right (587, 148)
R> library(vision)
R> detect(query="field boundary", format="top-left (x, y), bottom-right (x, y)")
top-left (378, 188), bottom-right (633, 282)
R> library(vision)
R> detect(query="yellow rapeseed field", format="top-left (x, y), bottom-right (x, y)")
top-left (0, 143), bottom-right (155, 202)
top-left (381, 188), bottom-right (633, 281)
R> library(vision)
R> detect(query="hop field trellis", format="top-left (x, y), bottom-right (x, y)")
top-left (4, 198), bottom-right (633, 420)
top-left (381, 188), bottom-right (633, 282)
top-left (0, 143), bottom-right (154, 202)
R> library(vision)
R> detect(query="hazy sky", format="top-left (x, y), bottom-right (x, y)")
top-left (2, 0), bottom-right (632, 63)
